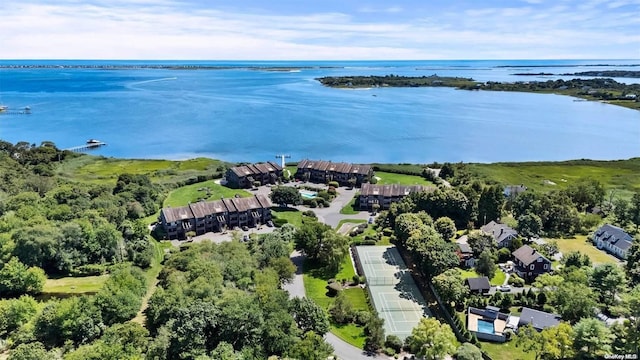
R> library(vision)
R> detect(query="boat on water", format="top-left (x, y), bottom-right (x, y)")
top-left (86, 139), bottom-right (102, 144)
top-left (0, 105), bottom-right (7, 112)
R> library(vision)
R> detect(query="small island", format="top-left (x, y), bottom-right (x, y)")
top-left (317, 75), bottom-right (640, 111)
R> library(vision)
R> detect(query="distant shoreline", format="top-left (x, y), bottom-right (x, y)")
top-left (317, 75), bottom-right (640, 111)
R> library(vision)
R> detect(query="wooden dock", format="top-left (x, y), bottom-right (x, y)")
top-left (64, 142), bottom-right (107, 152)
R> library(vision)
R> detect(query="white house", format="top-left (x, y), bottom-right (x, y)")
top-left (592, 224), bottom-right (634, 259)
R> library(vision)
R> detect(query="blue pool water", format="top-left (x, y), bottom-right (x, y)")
top-left (300, 190), bottom-right (317, 199)
top-left (477, 319), bottom-right (495, 334)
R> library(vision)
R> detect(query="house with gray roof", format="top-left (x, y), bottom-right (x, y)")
top-left (465, 277), bottom-right (491, 294)
top-left (592, 224), bottom-right (634, 259)
top-left (358, 183), bottom-right (432, 211)
top-left (296, 159), bottom-right (372, 186)
top-left (158, 194), bottom-right (272, 240)
top-left (518, 307), bottom-right (561, 331)
top-left (225, 162), bottom-right (282, 188)
top-left (456, 241), bottom-right (475, 267)
top-left (480, 221), bottom-right (518, 248)
top-left (512, 245), bottom-right (551, 281)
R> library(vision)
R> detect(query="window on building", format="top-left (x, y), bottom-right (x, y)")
top-left (530, 264), bottom-right (535, 270)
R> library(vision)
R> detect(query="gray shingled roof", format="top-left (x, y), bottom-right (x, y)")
top-left (465, 277), bottom-right (491, 291)
top-left (595, 224), bottom-right (634, 251)
top-left (360, 183), bottom-right (429, 197)
top-left (519, 307), bottom-right (561, 330)
top-left (458, 243), bottom-right (473, 254)
top-left (481, 221), bottom-right (518, 244)
top-left (512, 245), bottom-right (549, 266)
top-left (297, 159), bottom-right (371, 176)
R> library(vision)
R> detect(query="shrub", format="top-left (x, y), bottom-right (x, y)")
top-left (383, 347), bottom-right (396, 356)
top-left (382, 228), bottom-right (393, 236)
top-left (327, 187), bottom-right (337, 195)
top-left (385, 335), bottom-right (403, 352)
top-left (362, 240), bottom-right (377, 246)
top-left (303, 210), bottom-right (317, 218)
top-left (352, 275), bottom-right (360, 285)
top-left (328, 181), bottom-right (339, 188)
top-left (71, 264), bottom-right (107, 277)
top-left (308, 200), bottom-right (318, 208)
top-left (353, 311), bottom-right (370, 325)
top-left (273, 218), bottom-right (288, 227)
top-left (369, 177), bottom-right (378, 184)
top-left (359, 275), bottom-right (366, 284)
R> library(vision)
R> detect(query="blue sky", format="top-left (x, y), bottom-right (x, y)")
top-left (1, 0), bottom-right (639, 59)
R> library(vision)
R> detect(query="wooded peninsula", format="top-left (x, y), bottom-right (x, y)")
top-left (316, 75), bottom-right (640, 110)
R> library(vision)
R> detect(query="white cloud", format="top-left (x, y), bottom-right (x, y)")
top-left (0, 1), bottom-right (638, 59)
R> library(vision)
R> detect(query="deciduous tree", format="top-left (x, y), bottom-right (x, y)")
top-left (590, 263), bottom-right (627, 307)
top-left (476, 250), bottom-right (497, 280)
top-left (572, 318), bottom-right (614, 358)
top-left (407, 318), bottom-right (457, 360)
top-left (432, 269), bottom-right (469, 308)
top-left (269, 186), bottom-right (302, 207)
top-left (434, 216), bottom-right (457, 241)
top-left (290, 297), bottom-right (330, 336)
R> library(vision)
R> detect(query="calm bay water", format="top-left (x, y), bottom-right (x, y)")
top-left (0, 60), bottom-right (638, 163)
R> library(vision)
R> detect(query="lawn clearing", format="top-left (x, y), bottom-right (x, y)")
top-left (551, 234), bottom-right (620, 265)
top-left (459, 268), bottom-right (506, 285)
top-left (340, 195), bottom-right (360, 214)
top-left (481, 340), bottom-right (535, 360)
top-left (303, 253), bottom-right (369, 349)
top-left (43, 275), bottom-right (109, 295)
top-left (375, 171), bottom-right (435, 186)
top-left (163, 180), bottom-right (252, 207)
top-left (271, 207), bottom-right (303, 228)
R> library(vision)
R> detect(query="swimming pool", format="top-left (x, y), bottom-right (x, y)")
top-left (299, 190), bottom-right (317, 199)
top-left (477, 319), bottom-right (495, 334)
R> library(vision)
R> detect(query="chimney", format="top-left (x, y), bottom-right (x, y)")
top-left (500, 229), bottom-right (504, 236)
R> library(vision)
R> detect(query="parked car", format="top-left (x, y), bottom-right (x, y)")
top-left (241, 225), bottom-right (249, 231)
top-left (266, 220), bottom-right (274, 227)
top-left (498, 285), bottom-right (512, 292)
top-left (242, 234), bottom-right (250, 242)
top-left (368, 217), bottom-right (374, 224)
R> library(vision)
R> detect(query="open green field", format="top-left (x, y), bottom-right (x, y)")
top-left (481, 340), bottom-right (535, 360)
top-left (375, 171), bottom-right (435, 186)
top-left (551, 234), bottom-right (620, 265)
top-left (43, 275), bottom-right (109, 295)
top-left (163, 180), bottom-right (252, 207)
top-left (467, 158), bottom-right (640, 198)
top-left (57, 156), bottom-right (229, 184)
top-left (303, 254), bottom-right (369, 349)
top-left (271, 207), bottom-right (304, 228)
top-left (459, 268), bottom-right (507, 286)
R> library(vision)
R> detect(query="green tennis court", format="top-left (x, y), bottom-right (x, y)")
top-left (355, 245), bottom-right (430, 339)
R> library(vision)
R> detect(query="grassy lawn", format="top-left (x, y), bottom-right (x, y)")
top-left (375, 171), bottom-right (435, 186)
top-left (467, 158), bottom-right (640, 199)
top-left (163, 180), bottom-right (252, 207)
top-left (459, 268), bottom-right (506, 285)
top-left (271, 207), bottom-right (303, 228)
top-left (481, 341), bottom-right (535, 360)
top-left (340, 195), bottom-right (360, 214)
top-left (57, 156), bottom-right (229, 185)
top-left (551, 234), bottom-right (619, 265)
top-left (336, 218), bottom-right (367, 229)
top-left (43, 275), bottom-right (109, 295)
top-left (303, 254), bottom-right (369, 349)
